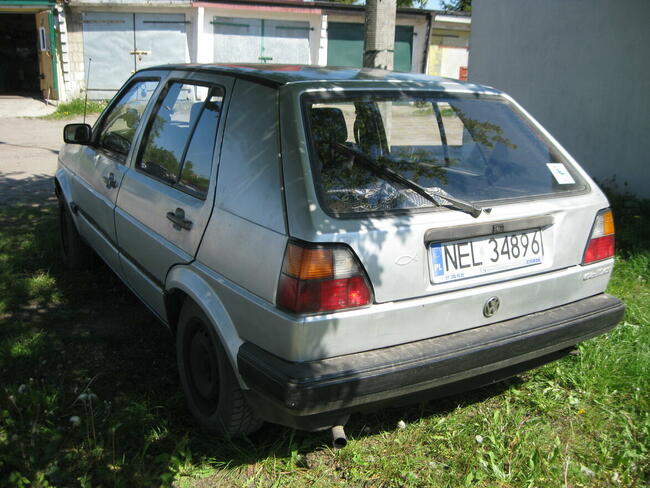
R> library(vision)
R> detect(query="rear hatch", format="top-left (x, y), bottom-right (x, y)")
top-left (283, 86), bottom-right (610, 331)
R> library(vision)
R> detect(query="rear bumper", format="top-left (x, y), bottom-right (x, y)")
top-left (238, 293), bottom-right (624, 430)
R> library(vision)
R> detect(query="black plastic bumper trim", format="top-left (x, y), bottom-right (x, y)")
top-left (238, 294), bottom-right (624, 426)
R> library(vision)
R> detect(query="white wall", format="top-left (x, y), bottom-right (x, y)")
top-left (409, 16), bottom-right (428, 73)
top-left (469, 0), bottom-right (650, 198)
top-left (439, 44), bottom-right (467, 79)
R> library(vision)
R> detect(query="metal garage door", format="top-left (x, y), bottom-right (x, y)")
top-left (83, 12), bottom-right (188, 99)
top-left (212, 16), bottom-right (310, 64)
top-left (212, 17), bottom-right (261, 63)
top-left (327, 22), bottom-right (414, 73)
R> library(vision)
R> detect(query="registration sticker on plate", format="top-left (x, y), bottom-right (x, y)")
top-left (430, 229), bottom-right (544, 283)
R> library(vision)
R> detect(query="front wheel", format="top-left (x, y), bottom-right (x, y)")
top-left (58, 197), bottom-right (93, 270)
top-left (176, 300), bottom-right (262, 437)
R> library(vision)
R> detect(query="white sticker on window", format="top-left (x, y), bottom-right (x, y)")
top-left (546, 163), bottom-right (575, 185)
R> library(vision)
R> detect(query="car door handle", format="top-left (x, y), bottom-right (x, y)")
top-left (103, 172), bottom-right (118, 189)
top-left (166, 208), bottom-right (193, 231)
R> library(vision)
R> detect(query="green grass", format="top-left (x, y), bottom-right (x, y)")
top-left (0, 200), bottom-right (647, 487)
top-left (42, 98), bottom-right (107, 120)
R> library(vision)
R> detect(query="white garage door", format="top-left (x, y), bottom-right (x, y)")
top-left (212, 17), bottom-right (262, 63)
top-left (263, 20), bottom-right (311, 64)
top-left (134, 14), bottom-right (189, 70)
top-left (212, 16), bottom-right (310, 64)
top-left (83, 12), bottom-right (188, 99)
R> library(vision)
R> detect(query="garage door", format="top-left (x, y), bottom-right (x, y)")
top-left (213, 16), bottom-right (310, 64)
top-left (327, 22), bottom-right (413, 73)
top-left (83, 12), bottom-right (188, 99)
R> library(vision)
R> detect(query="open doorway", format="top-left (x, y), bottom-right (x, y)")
top-left (0, 13), bottom-right (40, 95)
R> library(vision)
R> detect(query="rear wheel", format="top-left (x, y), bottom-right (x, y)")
top-left (58, 197), bottom-right (93, 270)
top-left (176, 300), bottom-right (262, 437)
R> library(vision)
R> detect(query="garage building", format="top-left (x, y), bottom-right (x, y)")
top-left (0, 0), bottom-right (59, 100)
top-left (2, 0), bottom-right (469, 102)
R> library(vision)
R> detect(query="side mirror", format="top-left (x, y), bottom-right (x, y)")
top-left (63, 123), bottom-right (93, 145)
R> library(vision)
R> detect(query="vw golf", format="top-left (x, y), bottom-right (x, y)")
top-left (57, 65), bottom-right (624, 438)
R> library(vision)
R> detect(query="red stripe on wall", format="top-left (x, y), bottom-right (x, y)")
top-left (193, 2), bottom-right (321, 14)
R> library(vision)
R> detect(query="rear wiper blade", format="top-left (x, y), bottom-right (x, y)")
top-left (335, 143), bottom-right (486, 218)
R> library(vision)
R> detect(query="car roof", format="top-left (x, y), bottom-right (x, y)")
top-left (139, 64), bottom-right (499, 94)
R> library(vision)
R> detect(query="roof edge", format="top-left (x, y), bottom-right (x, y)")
top-left (136, 64), bottom-right (495, 94)
top-left (192, 0), bottom-right (467, 16)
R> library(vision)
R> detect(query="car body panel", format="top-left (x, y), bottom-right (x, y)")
top-left (197, 207), bottom-right (287, 304)
top-left (213, 80), bottom-right (287, 235)
top-left (166, 264), bottom-right (245, 372)
top-left (195, 79), bottom-right (288, 304)
top-left (119, 244), bottom-right (169, 322)
top-left (114, 71), bottom-right (234, 309)
top-left (55, 162), bottom-right (124, 276)
top-left (59, 142), bottom-right (127, 269)
top-left (57, 72), bottom-right (167, 275)
top-left (192, 257), bottom-right (613, 364)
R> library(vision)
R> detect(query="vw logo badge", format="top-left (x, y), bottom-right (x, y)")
top-left (483, 297), bottom-right (500, 317)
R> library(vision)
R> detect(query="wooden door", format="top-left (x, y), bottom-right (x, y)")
top-left (35, 10), bottom-right (57, 100)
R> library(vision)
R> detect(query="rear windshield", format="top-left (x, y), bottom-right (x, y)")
top-left (303, 92), bottom-right (586, 216)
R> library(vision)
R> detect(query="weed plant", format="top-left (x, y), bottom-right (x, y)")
top-left (42, 98), bottom-right (107, 120)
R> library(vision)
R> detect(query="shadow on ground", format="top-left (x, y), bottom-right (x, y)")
top-left (0, 173), bottom-right (58, 206)
top-left (0, 140), bottom-right (59, 155)
top-left (0, 204), bottom-right (525, 487)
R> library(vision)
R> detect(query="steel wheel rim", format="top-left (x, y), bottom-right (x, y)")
top-left (183, 318), bottom-right (220, 416)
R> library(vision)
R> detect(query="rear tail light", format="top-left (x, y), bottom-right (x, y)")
top-left (582, 208), bottom-right (615, 264)
top-left (276, 241), bottom-right (372, 314)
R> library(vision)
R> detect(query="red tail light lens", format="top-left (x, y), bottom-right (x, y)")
top-left (320, 276), bottom-right (371, 310)
top-left (277, 242), bottom-right (372, 314)
top-left (582, 209), bottom-right (615, 264)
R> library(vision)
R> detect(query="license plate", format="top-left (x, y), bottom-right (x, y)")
top-left (430, 229), bottom-right (544, 283)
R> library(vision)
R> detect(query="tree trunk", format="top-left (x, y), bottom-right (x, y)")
top-left (363, 0), bottom-right (397, 71)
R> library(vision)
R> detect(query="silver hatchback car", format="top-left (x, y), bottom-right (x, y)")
top-left (57, 65), bottom-right (624, 439)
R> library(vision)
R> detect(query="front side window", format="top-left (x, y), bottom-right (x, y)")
top-left (137, 83), bottom-right (224, 198)
top-left (305, 93), bottom-right (586, 216)
top-left (97, 80), bottom-right (159, 159)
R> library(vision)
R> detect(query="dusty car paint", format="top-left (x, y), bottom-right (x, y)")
top-left (56, 65), bottom-right (623, 434)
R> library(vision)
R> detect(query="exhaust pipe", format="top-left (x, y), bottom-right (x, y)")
top-left (331, 425), bottom-right (347, 449)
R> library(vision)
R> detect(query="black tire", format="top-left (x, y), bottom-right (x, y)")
top-left (176, 300), bottom-right (263, 437)
top-left (58, 197), bottom-right (93, 270)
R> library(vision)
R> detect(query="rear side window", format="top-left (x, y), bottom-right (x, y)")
top-left (178, 97), bottom-right (222, 196)
top-left (137, 82), bottom-right (224, 199)
top-left (97, 80), bottom-right (159, 160)
top-left (304, 93), bottom-right (586, 215)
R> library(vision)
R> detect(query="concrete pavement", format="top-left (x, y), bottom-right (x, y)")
top-left (0, 95), bottom-right (57, 118)
top-left (0, 115), bottom-right (97, 206)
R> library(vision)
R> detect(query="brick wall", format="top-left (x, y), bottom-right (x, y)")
top-left (60, 7), bottom-right (86, 99)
